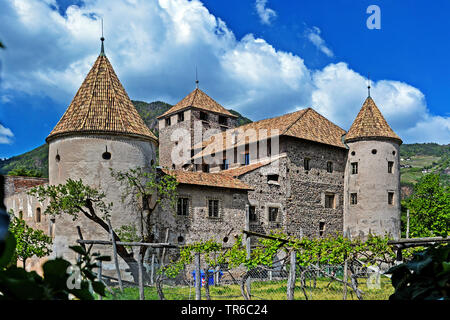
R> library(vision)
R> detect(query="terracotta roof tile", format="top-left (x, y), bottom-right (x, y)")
top-left (157, 88), bottom-right (237, 119)
top-left (345, 97), bottom-right (402, 143)
top-left (193, 108), bottom-right (346, 159)
top-left (161, 169), bottom-right (253, 190)
top-left (47, 53), bottom-right (157, 142)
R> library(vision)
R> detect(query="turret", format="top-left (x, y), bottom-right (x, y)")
top-left (46, 38), bottom-right (158, 259)
top-left (343, 96), bottom-right (402, 239)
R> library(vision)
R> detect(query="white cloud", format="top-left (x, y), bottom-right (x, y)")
top-left (0, 124), bottom-right (14, 144)
top-left (255, 0), bottom-right (277, 25)
top-left (0, 0), bottom-right (447, 144)
top-left (306, 26), bottom-right (334, 58)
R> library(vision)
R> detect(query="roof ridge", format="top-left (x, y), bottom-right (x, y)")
top-left (281, 108), bottom-right (309, 136)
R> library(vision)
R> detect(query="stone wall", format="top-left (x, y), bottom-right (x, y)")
top-left (282, 137), bottom-right (346, 238)
top-left (153, 184), bottom-right (248, 245)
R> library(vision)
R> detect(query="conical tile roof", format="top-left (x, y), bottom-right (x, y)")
top-left (157, 88), bottom-right (237, 119)
top-left (46, 46), bottom-right (157, 143)
top-left (345, 97), bottom-right (402, 144)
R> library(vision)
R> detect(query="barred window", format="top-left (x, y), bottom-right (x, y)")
top-left (325, 194), bottom-right (335, 209)
top-left (268, 207), bottom-right (278, 222)
top-left (249, 205), bottom-right (257, 222)
top-left (208, 199), bottom-right (219, 218)
top-left (350, 193), bottom-right (358, 205)
top-left (177, 198), bottom-right (189, 216)
top-left (388, 161), bottom-right (394, 173)
top-left (388, 192), bottom-right (394, 205)
top-left (304, 158), bottom-right (311, 171)
top-left (327, 161), bottom-right (333, 173)
top-left (351, 162), bottom-right (358, 175)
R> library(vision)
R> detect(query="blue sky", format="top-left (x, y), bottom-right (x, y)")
top-left (0, 0), bottom-right (449, 159)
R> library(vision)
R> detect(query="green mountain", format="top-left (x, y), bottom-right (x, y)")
top-left (0, 100), bottom-right (253, 177)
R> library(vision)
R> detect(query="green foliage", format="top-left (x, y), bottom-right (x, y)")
top-left (0, 228), bottom-right (110, 299)
top-left (400, 143), bottom-right (450, 158)
top-left (160, 232), bottom-right (398, 280)
top-left (116, 225), bottom-right (140, 250)
top-left (0, 144), bottom-right (48, 177)
top-left (386, 244), bottom-right (450, 300)
top-left (405, 174), bottom-right (450, 237)
top-left (8, 212), bottom-right (52, 266)
top-left (7, 166), bottom-right (43, 177)
top-left (28, 178), bottom-right (112, 221)
top-left (110, 166), bottom-right (178, 213)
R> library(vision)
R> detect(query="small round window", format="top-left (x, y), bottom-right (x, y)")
top-left (351, 151), bottom-right (356, 156)
top-left (223, 236), bottom-right (229, 243)
top-left (102, 151), bottom-right (111, 160)
top-left (371, 149), bottom-right (377, 154)
top-left (392, 151), bottom-right (396, 155)
top-left (177, 236), bottom-right (184, 243)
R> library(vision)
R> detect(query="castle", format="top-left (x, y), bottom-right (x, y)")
top-left (3, 39), bottom-right (402, 270)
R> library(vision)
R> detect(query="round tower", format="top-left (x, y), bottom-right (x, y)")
top-left (46, 38), bottom-right (158, 259)
top-left (343, 96), bottom-right (403, 240)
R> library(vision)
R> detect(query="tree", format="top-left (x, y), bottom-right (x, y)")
top-left (405, 174), bottom-right (450, 237)
top-left (8, 212), bottom-right (52, 268)
top-left (28, 167), bottom-right (178, 283)
top-left (8, 167), bottom-right (43, 178)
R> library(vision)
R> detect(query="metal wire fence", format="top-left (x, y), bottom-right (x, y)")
top-left (97, 246), bottom-right (394, 301)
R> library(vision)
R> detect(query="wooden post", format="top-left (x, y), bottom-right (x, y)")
top-left (195, 252), bottom-right (201, 300)
top-left (107, 219), bottom-right (123, 292)
top-left (406, 209), bottom-right (410, 239)
top-left (396, 246), bottom-right (403, 264)
top-left (343, 228), bottom-right (350, 300)
top-left (245, 204), bottom-right (251, 299)
top-left (138, 252), bottom-right (145, 300)
top-left (150, 254), bottom-right (155, 285)
top-left (97, 255), bottom-right (103, 300)
top-left (287, 250), bottom-right (296, 300)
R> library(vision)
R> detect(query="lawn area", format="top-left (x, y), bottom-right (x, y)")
top-left (104, 276), bottom-right (394, 300)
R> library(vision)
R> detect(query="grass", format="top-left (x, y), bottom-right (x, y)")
top-left (104, 276), bottom-right (394, 300)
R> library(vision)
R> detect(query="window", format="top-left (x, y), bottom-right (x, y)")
top-left (351, 162), bottom-right (358, 174)
top-left (388, 161), bottom-right (394, 173)
top-left (55, 154), bottom-right (61, 162)
top-left (304, 158), bottom-right (311, 171)
top-left (388, 192), bottom-right (394, 205)
top-left (222, 159), bottom-right (229, 170)
top-left (267, 174), bottom-right (279, 183)
top-left (18, 210), bottom-right (23, 220)
top-left (319, 221), bottom-right (325, 236)
top-left (351, 151), bottom-right (356, 156)
top-left (327, 161), bottom-right (333, 173)
top-left (249, 206), bottom-right (257, 222)
top-left (35, 207), bottom-right (41, 223)
top-left (268, 207), bottom-right (278, 222)
top-left (371, 149), bottom-right (377, 154)
top-left (325, 194), bottom-right (335, 209)
top-left (177, 198), bottom-right (189, 216)
top-left (165, 117), bottom-right (171, 126)
top-left (350, 193), bottom-right (358, 205)
top-left (178, 112), bottom-right (184, 122)
top-left (219, 116), bottom-right (227, 125)
top-left (200, 111), bottom-right (208, 121)
top-left (244, 153), bottom-right (250, 165)
top-left (208, 199), bottom-right (219, 218)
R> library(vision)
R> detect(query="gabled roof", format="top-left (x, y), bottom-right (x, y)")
top-left (157, 88), bottom-right (237, 119)
top-left (345, 97), bottom-right (402, 144)
top-left (46, 45), bottom-right (157, 143)
top-left (192, 108), bottom-right (346, 159)
top-left (161, 169), bottom-right (253, 191)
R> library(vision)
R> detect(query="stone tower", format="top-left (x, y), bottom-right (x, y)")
top-left (46, 39), bottom-right (158, 259)
top-left (157, 86), bottom-right (238, 171)
top-left (343, 96), bottom-right (403, 239)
